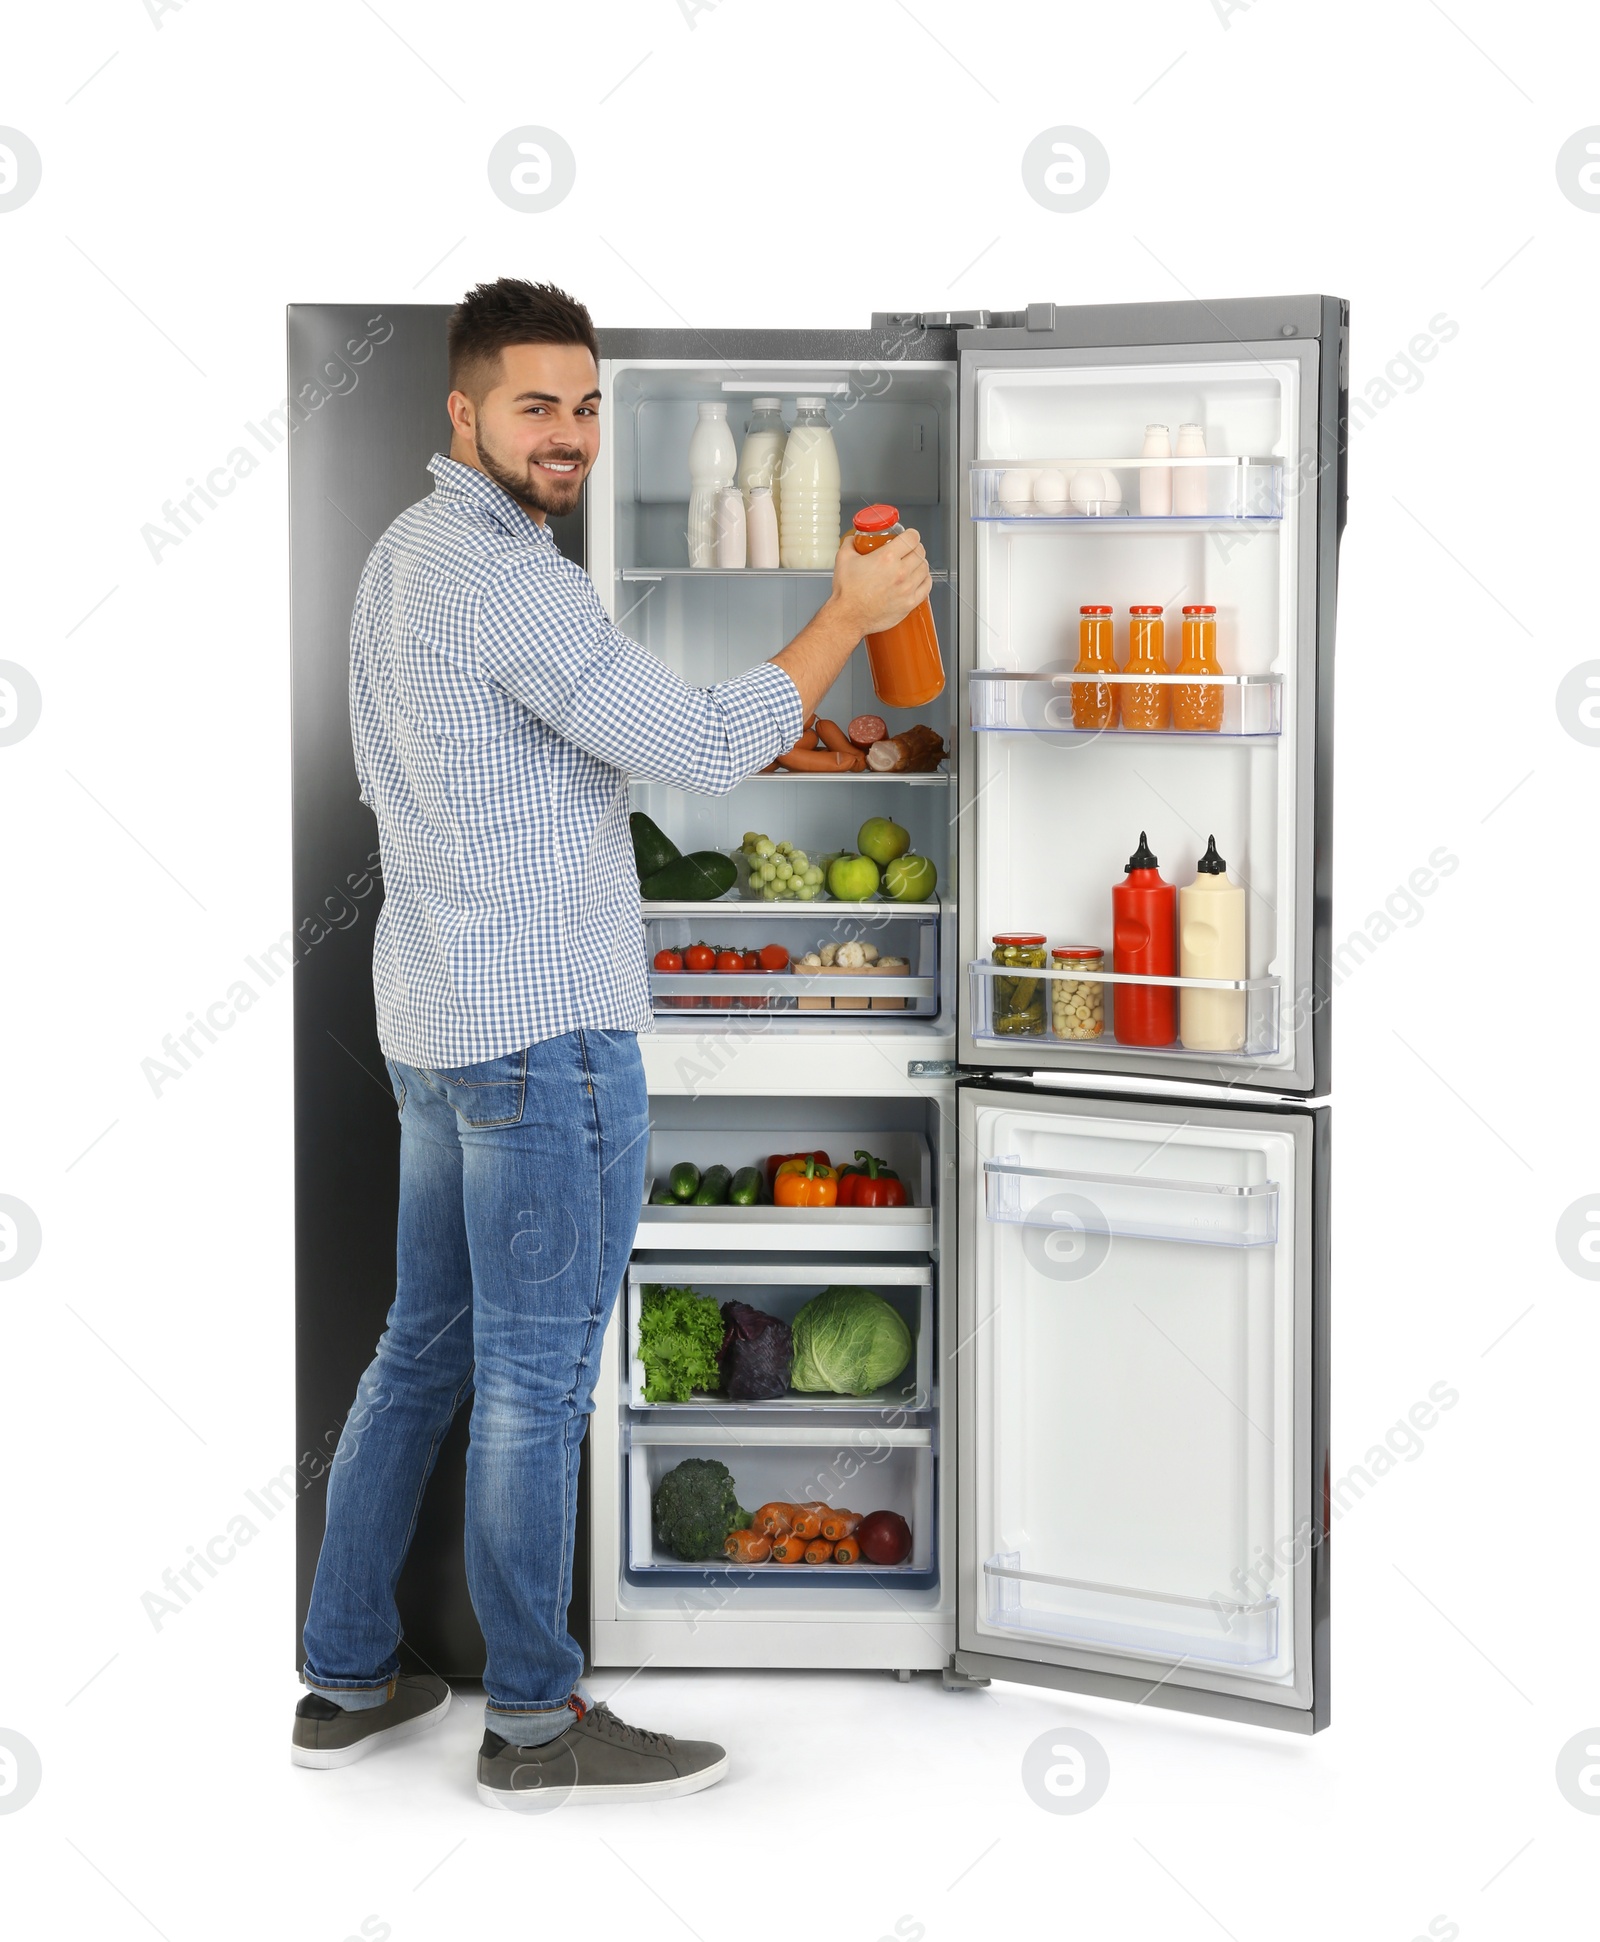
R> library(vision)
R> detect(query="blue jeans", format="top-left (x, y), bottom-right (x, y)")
top-left (300, 1029), bottom-right (649, 1746)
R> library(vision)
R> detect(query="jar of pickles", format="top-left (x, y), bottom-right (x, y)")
top-left (1049, 946), bottom-right (1106, 1039)
top-left (990, 933), bottom-right (1048, 1036)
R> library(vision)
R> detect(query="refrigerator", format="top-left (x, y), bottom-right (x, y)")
top-left (290, 293), bottom-right (1342, 1736)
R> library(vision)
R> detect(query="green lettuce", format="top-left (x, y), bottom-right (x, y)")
top-left (637, 1284), bottom-right (723, 1402)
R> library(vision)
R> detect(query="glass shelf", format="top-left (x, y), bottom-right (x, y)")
top-left (617, 566), bottom-right (951, 583)
top-left (968, 960), bottom-right (1280, 1062)
top-left (969, 669), bottom-right (1281, 739)
top-left (982, 1155), bottom-right (1278, 1248)
top-left (983, 1552), bottom-right (1280, 1666)
top-left (970, 457), bottom-right (1282, 523)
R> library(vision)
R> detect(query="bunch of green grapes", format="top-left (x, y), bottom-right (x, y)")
top-left (739, 832), bottom-right (826, 902)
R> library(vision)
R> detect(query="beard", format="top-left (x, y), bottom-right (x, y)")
top-left (474, 428), bottom-right (590, 518)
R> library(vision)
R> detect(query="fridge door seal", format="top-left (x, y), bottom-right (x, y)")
top-left (953, 1078), bottom-right (1329, 1733)
top-left (954, 296), bottom-right (1344, 1098)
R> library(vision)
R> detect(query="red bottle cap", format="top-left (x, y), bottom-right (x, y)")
top-left (853, 504), bottom-right (901, 532)
top-left (1129, 604), bottom-right (1163, 615)
top-left (1079, 604), bottom-right (1113, 615)
top-left (993, 933), bottom-right (1047, 946)
top-left (1182, 604), bottom-right (1218, 615)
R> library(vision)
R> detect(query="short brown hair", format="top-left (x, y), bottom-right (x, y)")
top-left (447, 278), bottom-right (599, 398)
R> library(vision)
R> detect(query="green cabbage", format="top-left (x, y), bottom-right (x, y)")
top-left (790, 1287), bottom-right (912, 1396)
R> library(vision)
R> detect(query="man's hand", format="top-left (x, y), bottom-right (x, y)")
top-left (829, 527), bottom-right (933, 639)
top-left (768, 528), bottom-right (935, 722)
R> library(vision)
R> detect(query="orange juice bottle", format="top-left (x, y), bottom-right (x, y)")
top-left (1121, 605), bottom-right (1169, 731)
top-left (1072, 605), bottom-right (1118, 730)
top-left (1173, 604), bottom-right (1224, 733)
top-left (851, 504), bottom-right (945, 708)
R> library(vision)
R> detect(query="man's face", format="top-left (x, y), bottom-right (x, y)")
top-left (448, 341), bottom-right (600, 519)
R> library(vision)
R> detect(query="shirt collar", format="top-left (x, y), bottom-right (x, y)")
top-left (427, 452), bottom-right (555, 543)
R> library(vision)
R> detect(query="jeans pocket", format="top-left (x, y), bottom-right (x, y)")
top-left (432, 1047), bottom-right (528, 1128)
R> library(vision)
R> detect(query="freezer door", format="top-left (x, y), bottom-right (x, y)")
top-left (954, 1082), bottom-right (1329, 1732)
top-left (956, 296), bottom-right (1344, 1094)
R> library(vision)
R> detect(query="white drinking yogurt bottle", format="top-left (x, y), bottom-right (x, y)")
top-left (746, 485), bottom-right (780, 569)
top-left (1140, 423), bottom-right (1172, 515)
top-left (687, 401), bottom-right (738, 568)
top-left (1178, 835), bottom-right (1247, 1051)
top-left (714, 487), bottom-right (747, 569)
top-left (1173, 423), bottom-right (1208, 516)
top-left (778, 397), bottom-right (841, 569)
top-left (737, 397), bottom-right (787, 524)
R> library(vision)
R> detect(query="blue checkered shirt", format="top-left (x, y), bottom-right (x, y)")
top-left (349, 454), bottom-right (803, 1066)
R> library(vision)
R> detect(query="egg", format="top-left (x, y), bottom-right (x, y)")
top-left (1069, 466), bottom-right (1124, 515)
top-left (997, 468), bottom-right (1037, 511)
top-left (1031, 467), bottom-right (1068, 512)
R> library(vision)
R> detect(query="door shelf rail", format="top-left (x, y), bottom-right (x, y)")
top-left (970, 668), bottom-right (1282, 739)
top-left (969, 457), bottom-right (1283, 523)
top-left (983, 1157), bottom-right (1279, 1248)
top-left (967, 961), bottom-right (1281, 1061)
top-left (983, 1553), bottom-right (1280, 1666)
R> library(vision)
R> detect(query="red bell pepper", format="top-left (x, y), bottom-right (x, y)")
top-left (836, 1149), bottom-right (909, 1208)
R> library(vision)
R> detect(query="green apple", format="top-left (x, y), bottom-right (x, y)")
top-left (827, 852), bottom-right (881, 902)
top-left (857, 815), bottom-right (911, 867)
top-left (883, 853), bottom-right (937, 903)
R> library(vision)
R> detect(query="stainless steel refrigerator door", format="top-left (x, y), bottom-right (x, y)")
top-left (956, 296), bottom-right (1343, 1095)
top-left (954, 1082), bottom-right (1329, 1733)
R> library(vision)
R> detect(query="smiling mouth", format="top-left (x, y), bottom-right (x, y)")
top-left (533, 458), bottom-right (582, 477)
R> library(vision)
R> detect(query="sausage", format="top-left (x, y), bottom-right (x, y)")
top-left (815, 717), bottom-right (853, 754)
top-left (865, 724), bottom-right (948, 773)
top-left (847, 714), bottom-right (888, 751)
top-left (775, 748), bottom-right (866, 773)
top-left (786, 727), bottom-right (821, 752)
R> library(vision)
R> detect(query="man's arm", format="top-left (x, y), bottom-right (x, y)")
top-left (771, 528), bottom-right (933, 720)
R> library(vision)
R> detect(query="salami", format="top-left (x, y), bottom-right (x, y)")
top-left (847, 713), bottom-right (888, 751)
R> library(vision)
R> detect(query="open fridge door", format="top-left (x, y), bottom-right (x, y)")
top-left (955, 297), bottom-right (1345, 1095)
top-left (954, 1082), bottom-right (1329, 1732)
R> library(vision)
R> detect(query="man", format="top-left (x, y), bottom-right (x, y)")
top-left (292, 278), bottom-right (930, 1805)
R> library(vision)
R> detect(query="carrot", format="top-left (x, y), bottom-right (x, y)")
top-left (803, 1537), bottom-right (835, 1565)
top-left (832, 1536), bottom-right (861, 1564)
top-left (770, 1531), bottom-right (809, 1563)
top-left (815, 717), bottom-right (852, 754)
top-left (820, 1510), bottom-right (860, 1543)
top-left (775, 748), bottom-right (866, 773)
top-left (788, 1503), bottom-right (825, 1540)
top-left (724, 1528), bottom-right (772, 1564)
top-left (751, 1502), bottom-right (796, 1537)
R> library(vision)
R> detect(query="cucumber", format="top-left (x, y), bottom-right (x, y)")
top-left (692, 1164), bottom-right (732, 1206)
top-left (728, 1165), bottom-right (763, 1207)
top-left (630, 811), bottom-right (680, 884)
top-left (649, 1189), bottom-right (679, 1206)
top-left (640, 851), bottom-right (738, 902)
top-left (667, 1161), bottom-right (701, 1202)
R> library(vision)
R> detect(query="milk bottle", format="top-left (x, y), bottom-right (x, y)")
top-left (687, 402), bottom-right (737, 568)
top-left (737, 397), bottom-right (788, 524)
top-left (778, 397), bottom-right (841, 569)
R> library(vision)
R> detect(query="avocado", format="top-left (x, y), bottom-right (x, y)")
top-left (630, 812), bottom-right (681, 884)
top-left (640, 851), bottom-right (738, 902)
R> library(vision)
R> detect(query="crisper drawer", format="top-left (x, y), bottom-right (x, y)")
top-left (626, 1423), bottom-right (935, 1579)
top-left (637, 1128), bottom-right (933, 1253)
top-left (624, 1257), bottom-right (934, 1413)
top-left (644, 901), bottom-right (940, 1019)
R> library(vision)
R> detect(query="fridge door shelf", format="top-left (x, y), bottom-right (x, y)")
top-left (969, 669), bottom-right (1282, 739)
top-left (625, 1260), bottom-right (934, 1413)
top-left (627, 1424), bottom-right (935, 1577)
top-left (983, 1156), bottom-right (1279, 1248)
top-left (969, 457), bottom-right (1283, 523)
top-left (983, 1553), bottom-right (1280, 1667)
top-left (967, 961), bottom-right (1280, 1061)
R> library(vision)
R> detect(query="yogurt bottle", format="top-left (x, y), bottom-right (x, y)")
top-left (737, 397), bottom-right (787, 524)
top-left (687, 402), bottom-right (737, 568)
top-left (778, 397), bottom-right (841, 569)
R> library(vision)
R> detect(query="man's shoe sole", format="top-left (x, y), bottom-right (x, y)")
top-left (290, 1685), bottom-right (452, 1770)
top-left (476, 1750), bottom-right (728, 1808)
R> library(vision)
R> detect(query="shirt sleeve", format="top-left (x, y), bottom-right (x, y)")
top-left (476, 543), bottom-right (804, 793)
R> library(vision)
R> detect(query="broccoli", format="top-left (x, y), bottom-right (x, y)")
top-left (651, 1458), bottom-right (750, 1561)
top-left (637, 1284), bottom-right (724, 1403)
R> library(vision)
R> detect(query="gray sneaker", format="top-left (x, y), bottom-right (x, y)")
top-left (477, 1699), bottom-right (728, 1807)
top-left (291, 1673), bottom-right (451, 1769)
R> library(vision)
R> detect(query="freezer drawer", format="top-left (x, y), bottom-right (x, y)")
top-left (955, 1083), bottom-right (1328, 1733)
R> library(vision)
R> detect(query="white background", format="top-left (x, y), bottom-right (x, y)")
top-left (0, 1), bottom-right (1592, 1937)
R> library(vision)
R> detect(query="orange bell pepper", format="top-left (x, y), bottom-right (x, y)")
top-left (773, 1156), bottom-right (838, 1208)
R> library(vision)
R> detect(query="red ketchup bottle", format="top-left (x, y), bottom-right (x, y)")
top-left (1112, 831), bottom-right (1176, 1046)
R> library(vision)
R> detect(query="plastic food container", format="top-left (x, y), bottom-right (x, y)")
top-left (1049, 946), bottom-right (1106, 1040)
top-left (990, 933), bottom-right (1048, 1036)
